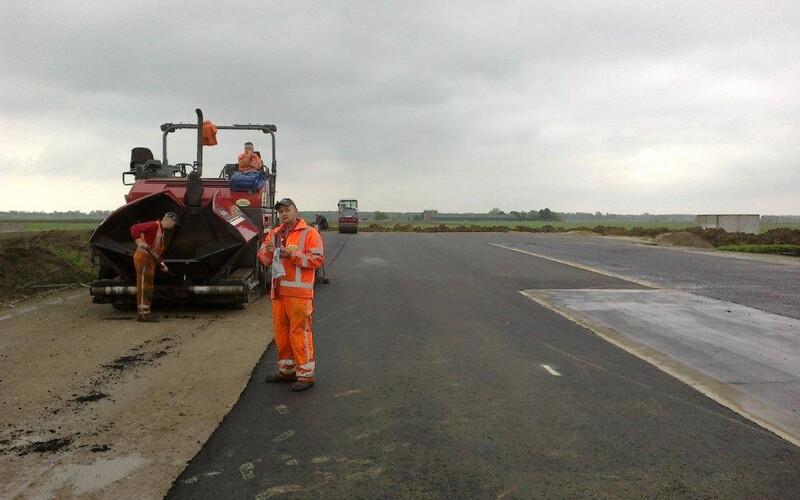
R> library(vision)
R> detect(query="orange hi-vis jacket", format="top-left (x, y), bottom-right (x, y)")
top-left (258, 218), bottom-right (324, 299)
top-left (202, 120), bottom-right (218, 146)
top-left (237, 152), bottom-right (263, 172)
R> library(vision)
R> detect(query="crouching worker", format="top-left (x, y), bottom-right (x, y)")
top-left (258, 198), bottom-right (324, 392)
top-left (130, 212), bottom-right (179, 322)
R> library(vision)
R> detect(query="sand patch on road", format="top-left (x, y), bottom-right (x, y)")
top-left (654, 231), bottom-right (715, 249)
top-left (566, 229), bottom-right (715, 250)
top-left (0, 291), bottom-right (272, 499)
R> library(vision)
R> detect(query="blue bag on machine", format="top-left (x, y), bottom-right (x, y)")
top-left (230, 171), bottom-right (266, 192)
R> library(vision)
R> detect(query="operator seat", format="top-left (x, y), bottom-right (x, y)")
top-left (222, 163), bottom-right (238, 180)
top-left (130, 147), bottom-right (154, 169)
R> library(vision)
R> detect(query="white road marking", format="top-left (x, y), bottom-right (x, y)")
top-left (521, 288), bottom-right (800, 448)
top-left (489, 242), bottom-right (659, 288)
top-left (311, 456), bottom-right (330, 464)
top-left (256, 485), bottom-right (303, 498)
top-left (497, 487), bottom-right (519, 499)
top-left (354, 430), bottom-right (377, 441)
top-left (334, 389), bottom-right (362, 398)
top-left (360, 256), bottom-right (392, 267)
top-left (272, 430), bottom-right (295, 442)
top-left (274, 404), bottom-right (288, 415)
top-left (542, 364), bottom-right (561, 376)
top-left (347, 458), bottom-right (374, 465)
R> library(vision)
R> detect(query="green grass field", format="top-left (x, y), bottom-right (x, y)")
top-left (351, 220), bottom-right (800, 233)
top-left (354, 220), bottom-right (694, 230)
top-left (760, 222), bottom-right (800, 232)
top-left (717, 244), bottom-right (800, 256)
top-left (23, 221), bottom-right (101, 231)
top-left (4, 218), bottom-right (799, 235)
top-left (0, 220), bottom-right (101, 232)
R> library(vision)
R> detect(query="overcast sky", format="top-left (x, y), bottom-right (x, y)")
top-left (2, 1), bottom-right (799, 214)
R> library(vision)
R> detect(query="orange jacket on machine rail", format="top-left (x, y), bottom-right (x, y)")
top-left (202, 120), bottom-right (218, 146)
top-left (258, 218), bottom-right (324, 299)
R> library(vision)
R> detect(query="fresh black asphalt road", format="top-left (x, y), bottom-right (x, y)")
top-left (167, 232), bottom-right (800, 499)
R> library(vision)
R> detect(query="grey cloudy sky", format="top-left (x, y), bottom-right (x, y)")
top-left (1, 0), bottom-right (799, 214)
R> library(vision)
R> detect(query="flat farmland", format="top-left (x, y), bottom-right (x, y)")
top-left (0, 220), bottom-right (101, 234)
top-left (354, 219), bottom-right (800, 233)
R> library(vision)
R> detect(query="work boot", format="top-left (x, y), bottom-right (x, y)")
top-left (291, 381), bottom-right (314, 392)
top-left (136, 314), bottom-right (160, 323)
top-left (265, 373), bottom-right (297, 383)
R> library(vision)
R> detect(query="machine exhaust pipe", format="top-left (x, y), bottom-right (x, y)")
top-left (195, 108), bottom-right (203, 177)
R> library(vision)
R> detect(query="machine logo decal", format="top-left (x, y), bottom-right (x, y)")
top-left (235, 199), bottom-right (251, 207)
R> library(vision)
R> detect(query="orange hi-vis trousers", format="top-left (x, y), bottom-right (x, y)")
top-left (134, 250), bottom-right (157, 316)
top-left (272, 296), bottom-right (315, 382)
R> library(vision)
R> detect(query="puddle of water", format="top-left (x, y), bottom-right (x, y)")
top-left (42, 453), bottom-right (148, 495)
top-left (360, 256), bottom-right (391, 267)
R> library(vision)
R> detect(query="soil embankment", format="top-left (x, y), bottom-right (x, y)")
top-left (654, 231), bottom-right (715, 249)
top-left (0, 230), bottom-right (96, 307)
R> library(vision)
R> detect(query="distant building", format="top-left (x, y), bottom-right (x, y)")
top-left (696, 214), bottom-right (759, 234)
top-left (421, 210), bottom-right (438, 222)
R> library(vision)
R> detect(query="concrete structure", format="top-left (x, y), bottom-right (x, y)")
top-left (696, 214), bottom-right (759, 234)
top-left (421, 209), bottom-right (438, 222)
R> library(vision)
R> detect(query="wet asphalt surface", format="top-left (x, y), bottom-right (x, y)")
top-left (167, 232), bottom-right (800, 499)
top-left (501, 233), bottom-right (800, 319)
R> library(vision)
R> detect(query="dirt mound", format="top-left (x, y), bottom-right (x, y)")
top-left (0, 230), bottom-right (95, 307)
top-left (655, 231), bottom-right (714, 249)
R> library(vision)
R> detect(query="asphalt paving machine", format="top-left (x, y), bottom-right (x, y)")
top-left (89, 109), bottom-right (277, 308)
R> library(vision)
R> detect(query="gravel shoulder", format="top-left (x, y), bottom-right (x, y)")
top-left (0, 290), bottom-right (272, 499)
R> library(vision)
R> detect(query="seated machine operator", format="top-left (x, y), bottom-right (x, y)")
top-left (238, 142), bottom-right (263, 173)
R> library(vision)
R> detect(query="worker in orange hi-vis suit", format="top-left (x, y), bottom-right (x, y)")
top-left (258, 198), bottom-right (324, 392)
top-left (237, 141), bottom-right (263, 172)
top-left (129, 212), bottom-right (179, 323)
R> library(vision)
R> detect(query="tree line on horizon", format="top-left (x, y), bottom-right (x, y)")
top-left (2, 210), bottom-right (798, 223)
top-left (0, 210), bottom-right (112, 220)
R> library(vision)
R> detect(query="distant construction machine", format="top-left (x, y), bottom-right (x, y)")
top-left (338, 199), bottom-right (359, 234)
top-left (89, 108), bottom-right (277, 308)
